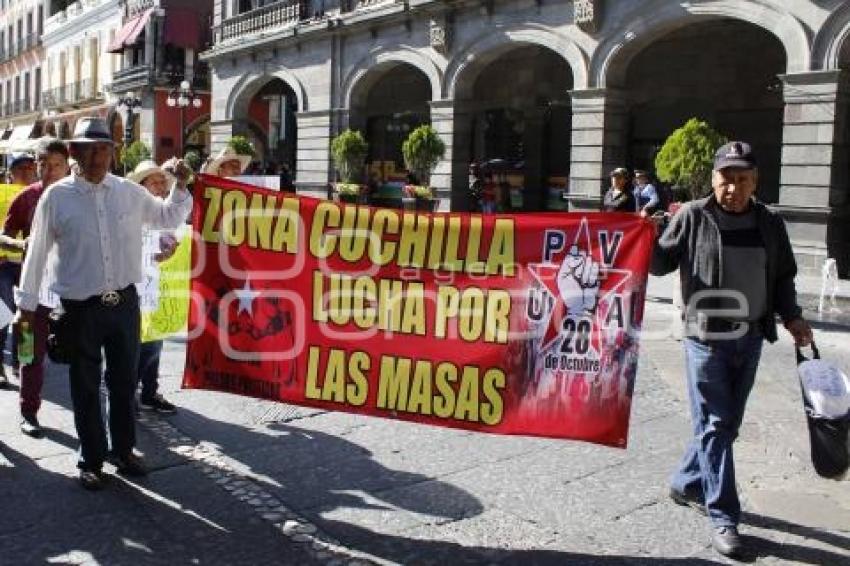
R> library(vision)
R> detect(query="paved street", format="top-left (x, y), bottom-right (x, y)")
top-left (1, 278), bottom-right (848, 565)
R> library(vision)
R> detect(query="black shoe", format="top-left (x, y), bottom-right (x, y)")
top-left (79, 469), bottom-right (107, 491)
top-left (108, 452), bottom-right (148, 477)
top-left (0, 368), bottom-right (8, 389)
top-left (669, 488), bottom-right (707, 516)
top-left (139, 394), bottom-right (177, 414)
top-left (20, 414), bottom-right (43, 438)
top-left (712, 525), bottom-right (743, 557)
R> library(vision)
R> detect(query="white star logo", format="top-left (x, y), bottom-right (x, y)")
top-left (235, 279), bottom-right (259, 316)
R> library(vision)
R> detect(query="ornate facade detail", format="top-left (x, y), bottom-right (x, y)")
top-left (127, 0), bottom-right (157, 18)
top-left (430, 17), bottom-right (451, 54)
top-left (574, 0), bottom-right (600, 33)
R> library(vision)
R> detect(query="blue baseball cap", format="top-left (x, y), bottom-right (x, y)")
top-left (9, 152), bottom-right (35, 169)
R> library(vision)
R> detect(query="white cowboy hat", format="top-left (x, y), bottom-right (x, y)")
top-left (201, 146), bottom-right (251, 175)
top-left (128, 159), bottom-right (175, 185)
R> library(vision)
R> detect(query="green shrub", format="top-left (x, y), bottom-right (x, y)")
top-left (183, 149), bottom-right (202, 172)
top-left (120, 140), bottom-right (151, 173)
top-left (227, 135), bottom-right (256, 158)
top-left (655, 118), bottom-right (727, 200)
top-left (402, 125), bottom-right (445, 186)
top-left (330, 129), bottom-right (369, 183)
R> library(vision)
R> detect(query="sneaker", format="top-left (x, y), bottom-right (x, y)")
top-left (107, 452), bottom-right (148, 477)
top-left (712, 525), bottom-right (743, 558)
top-left (669, 488), bottom-right (707, 516)
top-left (20, 414), bottom-right (43, 438)
top-left (79, 469), bottom-right (107, 491)
top-left (139, 394), bottom-right (177, 414)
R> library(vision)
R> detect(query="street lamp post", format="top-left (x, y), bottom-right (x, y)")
top-left (166, 80), bottom-right (203, 158)
top-left (117, 92), bottom-right (142, 174)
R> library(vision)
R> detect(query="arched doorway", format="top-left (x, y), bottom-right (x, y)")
top-left (453, 44), bottom-right (574, 212)
top-left (831, 38), bottom-right (850, 277)
top-left (232, 78), bottom-right (298, 174)
top-left (185, 116), bottom-right (211, 161)
top-left (348, 63), bottom-right (432, 185)
top-left (621, 19), bottom-right (786, 203)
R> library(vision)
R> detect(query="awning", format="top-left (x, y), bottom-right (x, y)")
top-left (0, 123), bottom-right (37, 153)
top-left (164, 8), bottom-right (205, 51)
top-left (107, 8), bottom-right (154, 53)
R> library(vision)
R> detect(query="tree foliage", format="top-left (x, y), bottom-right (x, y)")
top-left (120, 140), bottom-right (151, 173)
top-left (402, 125), bottom-right (445, 186)
top-left (330, 129), bottom-right (369, 183)
top-left (654, 118), bottom-right (727, 200)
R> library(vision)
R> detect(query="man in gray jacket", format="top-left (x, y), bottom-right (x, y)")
top-left (651, 141), bottom-right (812, 558)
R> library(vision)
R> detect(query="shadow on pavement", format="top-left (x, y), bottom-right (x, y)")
top-left (317, 519), bottom-right (721, 565)
top-left (742, 511), bottom-right (850, 563)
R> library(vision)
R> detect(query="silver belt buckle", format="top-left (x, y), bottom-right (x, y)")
top-left (101, 290), bottom-right (121, 307)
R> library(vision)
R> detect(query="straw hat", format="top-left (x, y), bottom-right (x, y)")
top-left (200, 146), bottom-right (251, 175)
top-left (128, 159), bottom-right (175, 185)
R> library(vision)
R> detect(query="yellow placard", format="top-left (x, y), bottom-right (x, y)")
top-left (140, 234), bottom-right (192, 342)
top-left (0, 184), bottom-right (25, 261)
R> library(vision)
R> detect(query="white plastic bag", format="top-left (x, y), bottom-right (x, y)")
top-left (798, 359), bottom-right (850, 419)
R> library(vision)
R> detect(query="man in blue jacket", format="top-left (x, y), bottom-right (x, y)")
top-left (651, 141), bottom-right (813, 558)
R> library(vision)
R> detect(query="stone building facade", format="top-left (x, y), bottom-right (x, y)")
top-left (203, 0), bottom-right (850, 276)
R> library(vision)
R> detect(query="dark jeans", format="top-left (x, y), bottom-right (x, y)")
top-left (18, 305), bottom-right (50, 416)
top-left (63, 289), bottom-right (140, 472)
top-left (671, 329), bottom-right (764, 527)
top-left (138, 340), bottom-right (163, 402)
top-left (0, 262), bottom-right (20, 367)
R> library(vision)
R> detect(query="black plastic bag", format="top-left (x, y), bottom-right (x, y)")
top-left (46, 307), bottom-right (74, 365)
top-left (797, 344), bottom-right (850, 479)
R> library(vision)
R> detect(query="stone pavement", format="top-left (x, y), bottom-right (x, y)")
top-left (0, 288), bottom-right (848, 565)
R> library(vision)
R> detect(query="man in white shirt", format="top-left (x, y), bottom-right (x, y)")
top-left (15, 118), bottom-right (193, 490)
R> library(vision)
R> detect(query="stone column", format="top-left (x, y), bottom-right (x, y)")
top-left (209, 119), bottom-right (234, 154)
top-left (567, 88), bottom-right (628, 211)
top-left (429, 99), bottom-right (455, 212)
top-left (777, 70), bottom-right (850, 275)
top-left (295, 109), bottom-right (333, 199)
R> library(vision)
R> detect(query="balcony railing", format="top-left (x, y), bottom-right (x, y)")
top-left (0, 99), bottom-right (35, 116)
top-left (217, 0), bottom-right (305, 43)
top-left (42, 79), bottom-right (99, 108)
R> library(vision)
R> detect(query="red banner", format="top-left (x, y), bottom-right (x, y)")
top-left (183, 175), bottom-right (655, 447)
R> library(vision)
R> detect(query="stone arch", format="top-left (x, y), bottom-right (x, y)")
top-left (341, 46), bottom-right (442, 110)
top-left (225, 67), bottom-right (308, 121)
top-left (813, 3), bottom-right (850, 70)
top-left (592, 0), bottom-right (810, 87)
top-left (446, 25), bottom-right (589, 97)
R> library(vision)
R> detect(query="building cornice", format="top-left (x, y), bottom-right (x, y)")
top-left (42, 0), bottom-right (123, 47)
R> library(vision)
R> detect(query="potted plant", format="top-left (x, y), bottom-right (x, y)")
top-left (402, 125), bottom-right (445, 211)
top-left (330, 129), bottom-right (369, 203)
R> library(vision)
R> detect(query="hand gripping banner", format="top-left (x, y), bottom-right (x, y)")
top-left (183, 175), bottom-right (655, 447)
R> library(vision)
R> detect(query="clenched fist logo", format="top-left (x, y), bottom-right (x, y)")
top-left (557, 245), bottom-right (600, 316)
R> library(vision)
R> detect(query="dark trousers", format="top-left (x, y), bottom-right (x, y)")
top-left (138, 340), bottom-right (163, 402)
top-left (0, 262), bottom-right (20, 367)
top-left (18, 305), bottom-right (50, 416)
top-left (63, 288), bottom-right (140, 472)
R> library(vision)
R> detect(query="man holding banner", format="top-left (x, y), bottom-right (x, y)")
top-left (15, 118), bottom-right (193, 490)
top-left (651, 141), bottom-right (813, 558)
top-left (0, 139), bottom-right (70, 437)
